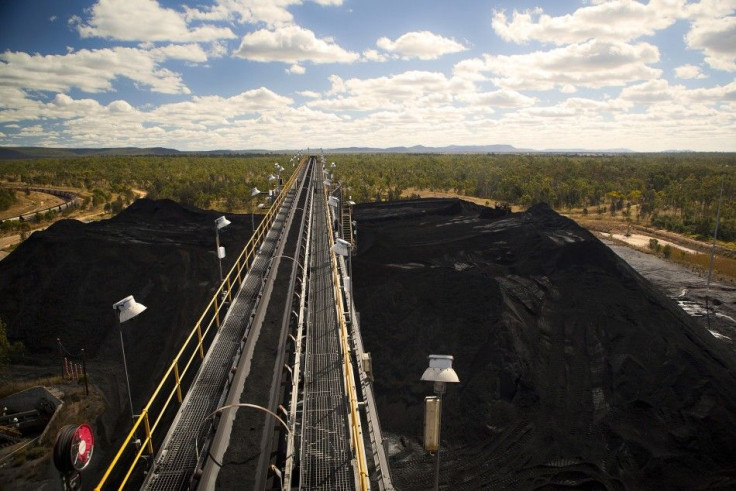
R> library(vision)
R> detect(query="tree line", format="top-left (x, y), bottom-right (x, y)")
top-left (1, 152), bottom-right (734, 241)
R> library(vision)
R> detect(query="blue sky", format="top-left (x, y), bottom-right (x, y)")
top-left (0, 0), bottom-right (734, 151)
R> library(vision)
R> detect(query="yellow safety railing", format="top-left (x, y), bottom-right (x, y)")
top-left (324, 184), bottom-right (370, 491)
top-left (95, 158), bottom-right (307, 490)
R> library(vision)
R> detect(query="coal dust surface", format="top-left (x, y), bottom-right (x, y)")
top-left (352, 199), bottom-right (736, 490)
top-left (0, 198), bottom-right (258, 484)
top-left (1, 198), bottom-right (735, 490)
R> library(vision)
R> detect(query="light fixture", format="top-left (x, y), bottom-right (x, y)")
top-left (215, 216), bottom-right (231, 230)
top-left (113, 295), bottom-right (147, 418)
top-left (421, 354), bottom-right (459, 491)
top-left (251, 187), bottom-right (261, 197)
top-left (328, 196), bottom-right (339, 208)
top-left (214, 216), bottom-right (231, 282)
top-left (113, 295), bottom-right (147, 323)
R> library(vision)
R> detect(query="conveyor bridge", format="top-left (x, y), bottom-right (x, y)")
top-left (95, 156), bottom-right (394, 490)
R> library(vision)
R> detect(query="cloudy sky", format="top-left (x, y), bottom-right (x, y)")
top-left (1, 0), bottom-right (734, 151)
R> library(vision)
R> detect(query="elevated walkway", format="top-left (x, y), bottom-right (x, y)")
top-left (140, 175), bottom-right (305, 490)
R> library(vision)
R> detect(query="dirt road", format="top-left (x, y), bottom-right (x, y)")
top-left (605, 240), bottom-right (736, 344)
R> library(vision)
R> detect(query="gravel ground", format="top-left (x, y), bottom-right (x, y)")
top-left (605, 241), bottom-right (736, 346)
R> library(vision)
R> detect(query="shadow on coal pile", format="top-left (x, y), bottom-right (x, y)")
top-left (352, 199), bottom-right (736, 490)
top-left (0, 198), bottom-right (256, 485)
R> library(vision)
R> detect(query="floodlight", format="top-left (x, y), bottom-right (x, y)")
top-left (257, 203), bottom-right (265, 209)
top-left (328, 196), bottom-right (339, 208)
top-left (251, 187), bottom-right (261, 197)
top-left (268, 174), bottom-right (277, 181)
top-left (331, 238), bottom-right (351, 257)
top-left (215, 216), bottom-right (231, 230)
top-left (113, 295), bottom-right (147, 323)
top-left (421, 355), bottom-right (459, 383)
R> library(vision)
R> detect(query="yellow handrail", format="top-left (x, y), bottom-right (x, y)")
top-left (95, 158), bottom-right (307, 490)
top-left (323, 184), bottom-right (370, 491)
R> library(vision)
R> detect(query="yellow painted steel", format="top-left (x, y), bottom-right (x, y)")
top-left (173, 362), bottom-right (182, 403)
top-left (95, 158), bottom-right (306, 490)
top-left (323, 185), bottom-right (370, 491)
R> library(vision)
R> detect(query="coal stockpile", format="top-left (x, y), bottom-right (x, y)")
top-left (0, 199), bottom-right (257, 476)
top-left (352, 199), bottom-right (736, 489)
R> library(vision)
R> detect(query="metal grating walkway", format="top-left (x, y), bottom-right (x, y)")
top-left (299, 169), bottom-right (355, 490)
top-left (141, 183), bottom-right (300, 491)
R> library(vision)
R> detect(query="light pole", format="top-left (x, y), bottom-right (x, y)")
top-left (421, 354), bottom-right (459, 491)
top-left (251, 187), bottom-right (264, 232)
top-left (112, 295), bottom-right (147, 419)
top-left (214, 215), bottom-right (231, 283)
top-left (330, 237), bottom-right (353, 291)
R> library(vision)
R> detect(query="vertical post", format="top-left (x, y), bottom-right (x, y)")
top-left (434, 394), bottom-right (442, 491)
top-left (119, 323), bottom-right (135, 419)
top-left (174, 362), bottom-right (183, 403)
top-left (57, 338), bottom-right (64, 379)
top-left (143, 411), bottom-right (154, 454)
top-left (81, 348), bottom-right (89, 396)
top-left (197, 323), bottom-right (204, 359)
top-left (215, 227), bottom-right (224, 283)
top-left (214, 295), bottom-right (221, 329)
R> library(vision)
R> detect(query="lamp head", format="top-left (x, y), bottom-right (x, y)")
top-left (215, 216), bottom-right (231, 230)
top-left (421, 354), bottom-right (459, 383)
top-left (113, 295), bottom-right (147, 323)
top-left (251, 187), bottom-right (261, 197)
top-left (331, 238), bottom-right (352, 257)
top-left (328, 196), bottom-right (340, 208)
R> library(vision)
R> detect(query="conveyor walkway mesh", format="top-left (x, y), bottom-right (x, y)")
top-left (299, 172), bottom-right (355, 490)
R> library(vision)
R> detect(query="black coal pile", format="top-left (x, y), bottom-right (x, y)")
top-left (352, 199), bottom-right (736, 489)
top-left (0, 199), bottom-right (255, 475)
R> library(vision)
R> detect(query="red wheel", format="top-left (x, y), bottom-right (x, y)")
top-left (53, 423), bottom-right (94, 472)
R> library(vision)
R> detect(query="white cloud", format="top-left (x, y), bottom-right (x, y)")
top-left (460, 90), bottom-right (537, 108)
top-left (492, 1), bottom-right (686, 45)
top-left (310, 71), bottom-right (467, 112)
top-left (297, 90), bottom-right (321, 98)
top-left (0, 47), bottom-right (192, 94)
top-left (184, 0), bottom-right (342, 28)
top-left (685, 14), bottom-right (736, 71)
top-left (362, 49), bottom-right (387, 62)
top-left (456, 39), bottom-right (661, 91)
top-left (287, 64), bottom-right (306, 74)
top-left (234, 25), bottom-right (359, 64)
top-left (620, 78), bottom-right (736, 103)
top-left (675, 64), bottom-right (707, 78)
top-left (376, 31), bottom-right (467, 60)
top-left (76, 0), bottom-right (235, 42)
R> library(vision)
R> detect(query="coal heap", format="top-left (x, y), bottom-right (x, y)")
top-left (352, 199), bottom-right (736, 489)
top-left (0, 199), bottom-right (255, 453)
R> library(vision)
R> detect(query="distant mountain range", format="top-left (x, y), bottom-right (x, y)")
top-left (0, 144), bottom-right (706, 159)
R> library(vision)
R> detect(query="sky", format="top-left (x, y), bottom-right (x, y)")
top-left (0, 0), bottom-right (734, 152)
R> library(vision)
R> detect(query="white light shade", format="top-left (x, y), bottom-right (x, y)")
top-left (251, 187), bottom-right (261, 197)
top-left (331, 162), bottom-right (336, 167)
top-left (324, 179), bottom-right (331, 187)
top-left (331, 238), bottom-right (352, 257)
top-left (218, 246), bottom-right (226, 259)
top-left (215, 216), bottom-right (231, 230)
top-left (328, 196), bottom-right (339, 208)
top-left (348, 200), bottom-right (356, 206)
top-left (257, 203), bottom-right (265, 209)
top-left (268, 174), bottom-right (277, 181)
top-left (421, 354), bottom-right (459, 383)
top-left (113, 295), bottom-right (147, 323)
